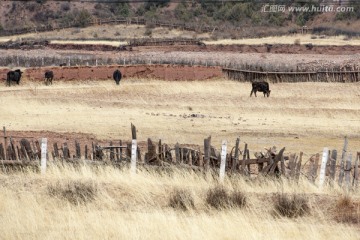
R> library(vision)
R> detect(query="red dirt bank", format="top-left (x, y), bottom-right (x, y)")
top-left (0, 65), bottom-right (223, 82)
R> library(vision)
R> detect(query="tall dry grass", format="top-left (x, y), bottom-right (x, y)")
top-left (0, 164), bottom-right (359, 239)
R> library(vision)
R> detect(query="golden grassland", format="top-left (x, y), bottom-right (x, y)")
top-left (1, 78), bottom-right (360, 239)
top-left (204, 34), bottom-right (360, 46)
top-left (1, 23), bottom-right (359, 47)
top-left (0, 79), bottom-right (359, 155)
top-left (0, 164), bottom-right (359, 240)
top-left (0, 25), bottom-right (208, 42)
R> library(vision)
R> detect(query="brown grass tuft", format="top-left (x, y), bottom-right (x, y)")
top-left (206, 186), bottom-right (247, 209)
top-left (231, 190), bottom-right (247, 208)
top-left (48, 180), bottom-right (98, 205)
top-left (206, 186), bottom-right (231, 209)
top-left (334, 195), bottom-right (360, 224)
top-left (169, 188), bottom-right (195, 211)
top-left (274, 193), bottom-right (310, 218)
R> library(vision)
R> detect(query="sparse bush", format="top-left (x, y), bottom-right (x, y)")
top-left (274, 193), bottom-right (310, 218)
top-left (231, 190), bottom-right (247, 208)
top-left (48, 180), bottom-right (98, 205)
top-left (206, 186), bottom-right (231, 209)
top-left (206, 186), bottom-right (247, 209)
top-left (334, 195), bottom-right (360, 224)
top-left (169, 188), bottom-right (195, 211)
top-left (144, 28), bottom-right (152, 37)
top-left (60, 3), bottom-right (70, 11)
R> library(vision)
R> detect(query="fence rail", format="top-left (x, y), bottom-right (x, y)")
top-left (1, 126), bottom-right (359, 191)
top-left (223, 67), bottom-right (360, 83)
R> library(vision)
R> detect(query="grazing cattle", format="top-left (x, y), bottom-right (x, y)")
top-left (113, 69), bottom-right (122, 85)
top-left (59, 63), bottom-right (66, 67)
top-left (250, 81), bottom-right (271, 97)
top-left (6, 69), bottom-right (23, 86)
top-left (44, 70), bottom-right (54, 85)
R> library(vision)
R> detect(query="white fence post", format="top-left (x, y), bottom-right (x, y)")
top-left (41, 138), bottom-right (47, 174)
top-left (219, 140), bottom-right (227, 183)
top-left (319, 147), bottom-right (328, 188)
top-left (131, 139), bottom-right (137, 174)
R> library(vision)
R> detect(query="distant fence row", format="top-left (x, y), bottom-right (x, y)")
top-left (0, 17), bottom-right (312, 37)
top-left (1, 126), bottom-right (359, 191)
top-left (223, 67), bottom-right (360, 83)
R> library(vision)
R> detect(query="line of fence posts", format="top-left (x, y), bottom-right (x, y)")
top-left (0, 125), bottom-right (359, 192)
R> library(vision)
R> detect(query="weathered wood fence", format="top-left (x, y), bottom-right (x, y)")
top-left (1, 126), bottom-right (359, 190)
top-left (223, 68), bottom-right (360, 83)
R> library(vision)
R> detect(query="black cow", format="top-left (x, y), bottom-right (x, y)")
top-left (113, 69), bottom-right (122, 85)
top-left (44, 70), bottom-right (54, 85)
top-left (250, 81), bottom-right (271, 97)
top-left (6, 69), bottom-right (23, 86)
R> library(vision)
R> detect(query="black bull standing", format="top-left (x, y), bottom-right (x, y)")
top-left (44, 70), bottom-right (54, 85)
top-left (6, 69), bottom-right (23, 86)
top-left (250, 81), bottom-right (271, 97)
top-left (113, 70), bottom-right (122, 85)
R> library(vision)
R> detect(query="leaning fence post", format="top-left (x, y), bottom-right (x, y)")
top-left (329, 150), bottom-right (337, 186)
top-left (41, 138), bottom-right (47, 174)
top-left (232, 137), bottom-right (240, 171)
top-left (131, 139), bottom-right (137, 174)
top-left (338, 136), bottom-right (348, 187)
top-left (319, 147), bottom-right (329, 188)
top-left (353, 152), bottom-right (359, 190)
top-left (345, 152), bottom-right (352, 190)
top-left (219, 140), bottom-right (227, 183)
top-left (3, 127), bottom-right (7, 160)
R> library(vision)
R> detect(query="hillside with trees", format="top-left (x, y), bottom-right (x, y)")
top-left (0, 0), bottom-right (360, 38)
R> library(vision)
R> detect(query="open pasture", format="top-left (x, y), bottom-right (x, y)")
top-left (1, 78), bottom-right (359, 155)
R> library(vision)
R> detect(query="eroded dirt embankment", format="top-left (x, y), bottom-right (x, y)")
top-left (0, 65), bottom-right (223, 82)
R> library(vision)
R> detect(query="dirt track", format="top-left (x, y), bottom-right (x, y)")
top-left (0, 65), bottom-right (222, 82)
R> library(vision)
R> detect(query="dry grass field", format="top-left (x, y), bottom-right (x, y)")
top-left (1, 78), bottom-right (359, 154)
top-left (1, 78), bottom-right (360, 239)
top-left (0, 164), bottom-right (359, 240)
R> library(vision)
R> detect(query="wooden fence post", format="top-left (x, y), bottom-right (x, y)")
top-left (319, 147), bottom-right (329, 188)
top-left (232, 137), bottom-right (240, 171)
top-left (41, 138), bottom-right (47, 174)
top-left (175, 143), bottom-right (180, 164)
top-left (241, 143), bottom-right (248, 175)
top-left (329, 150), bottom-right (337, 186)
top-left (131, 139), bottom-right (137, 174)
top-left (219, 140), bottom-right (227, 183)
top-left (353, 152), bottom-right (359, 190)
top-left (204, 136), bottom-right (211, 171)
top-left (338, 137), bottom-right (348, 187)
top-left (131, 123), bottom-right (137, 140)
top-left (110, 141), bottom-right (114, 161)
top-left (345, 152), bottom-right (352, 190)
top-left (3, 127), bottom-right (7, 160)
top-left (295, 152), bottom-right (303, 182)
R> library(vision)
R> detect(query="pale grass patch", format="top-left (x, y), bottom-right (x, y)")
top-left (50, 40), bottom-right (127, 46)
top-left (204, 34), bottom-right (360, 46)
top-left (1, 79), bottom-right (360, 154)
top-left (0, 165), bottom-right (359, 239)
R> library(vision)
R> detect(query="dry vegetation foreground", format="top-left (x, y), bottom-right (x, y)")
top-left (0, 165), bottom-right (359, 240)
top-left (1, 79), bottom-right (360, 154)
